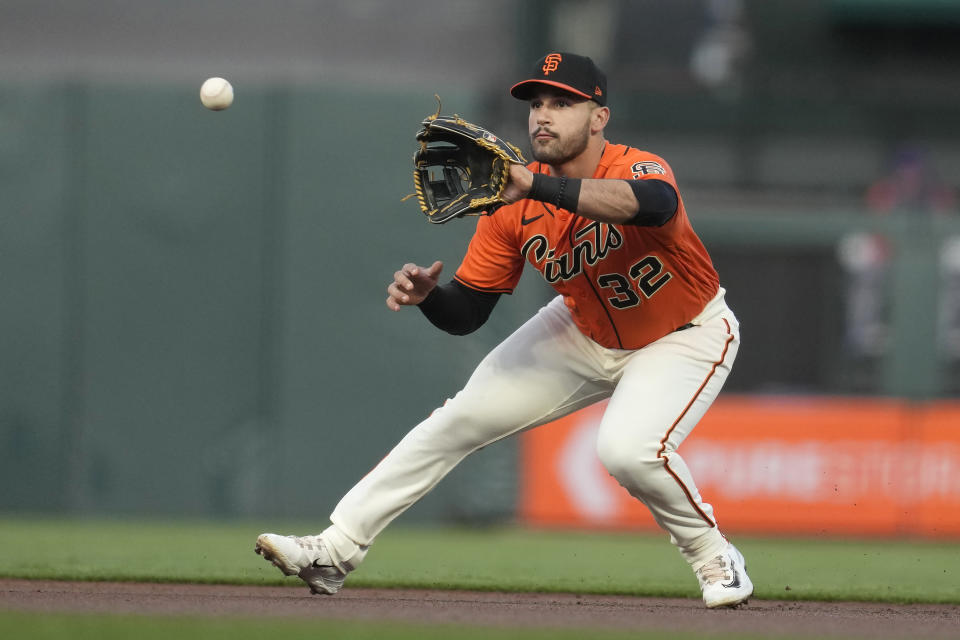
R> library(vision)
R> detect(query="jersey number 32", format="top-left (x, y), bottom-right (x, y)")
top-left (597, 255), bottom-right (672, 310)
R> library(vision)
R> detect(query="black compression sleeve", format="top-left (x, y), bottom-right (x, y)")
top-left (417, 280), bottom-right (501, 335)
top-left (625, 179), bottom-right (679, 226)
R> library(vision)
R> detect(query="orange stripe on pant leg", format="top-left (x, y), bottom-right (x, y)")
top-left (657, 318), bottom-right (735, 528)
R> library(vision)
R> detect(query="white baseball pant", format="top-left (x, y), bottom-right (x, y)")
top-left (325, 288), bottom-right (740, 571)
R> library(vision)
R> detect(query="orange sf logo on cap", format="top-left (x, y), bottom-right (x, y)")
top-left (542, 53), bottom-right (562, 75)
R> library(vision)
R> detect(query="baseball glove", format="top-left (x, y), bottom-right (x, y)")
top-left (411, 110), bottom-right (526, 224)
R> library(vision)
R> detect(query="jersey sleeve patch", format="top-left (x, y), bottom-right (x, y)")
top-left (631, 161), bottom-right (666, 177)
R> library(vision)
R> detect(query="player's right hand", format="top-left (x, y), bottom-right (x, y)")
top-left (386, 261), bottom-right (443, 311)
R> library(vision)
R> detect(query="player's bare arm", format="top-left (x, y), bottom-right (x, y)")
top-left (386, 261), bottom-right (443, 311)
top-left (504, 163), bottom-right (677, 226)
top-left (576, 178), bottom-right (645, 222)
top-left (503, 163), bottom-right (637, 223)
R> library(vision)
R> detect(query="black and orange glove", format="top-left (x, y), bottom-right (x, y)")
top-left (411, 112), bottom-right (526, 224)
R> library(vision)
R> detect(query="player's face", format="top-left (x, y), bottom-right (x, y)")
top-left (528, 92), bottom-right (594, 166)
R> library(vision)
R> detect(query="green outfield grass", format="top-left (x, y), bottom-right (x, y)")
top-left (0, 517), bottom-right (957, 604)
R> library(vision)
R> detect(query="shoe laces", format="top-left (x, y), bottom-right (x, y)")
top-left (696, 554), bottom-right (731, 585)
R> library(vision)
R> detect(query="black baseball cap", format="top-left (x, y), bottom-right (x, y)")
top-left (510, 52), bottom-right (607, 106)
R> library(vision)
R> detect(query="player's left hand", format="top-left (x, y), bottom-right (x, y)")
top-left (500, 163), bottom-right (534, 205)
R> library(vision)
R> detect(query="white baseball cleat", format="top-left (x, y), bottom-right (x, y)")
top-left (696, 543), bottom-right (754, 609)
top-left (255, 533), bottom-right (347, 595)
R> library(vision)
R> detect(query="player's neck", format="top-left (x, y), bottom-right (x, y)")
top-left (546, 136), bottom-right (606, 179)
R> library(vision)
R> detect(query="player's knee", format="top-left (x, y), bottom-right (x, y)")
top-left (595, 437), bottom-right (660, 484)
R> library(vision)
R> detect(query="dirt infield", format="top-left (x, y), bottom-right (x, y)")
top-left (1, 579), bottom-right (958, 638)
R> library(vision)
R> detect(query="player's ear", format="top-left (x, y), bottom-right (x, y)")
top-left (590, 105), bottom-right (610, 134)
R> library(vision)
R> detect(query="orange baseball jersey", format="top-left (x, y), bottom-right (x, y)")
top-left (454, 143), bottom-right (719, 350)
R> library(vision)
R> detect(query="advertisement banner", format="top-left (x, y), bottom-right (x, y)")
top-left (519, 396), bottom-right (960, 537)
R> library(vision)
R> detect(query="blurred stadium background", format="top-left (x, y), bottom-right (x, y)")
top-left (1, 0), bottom-right (959, 536)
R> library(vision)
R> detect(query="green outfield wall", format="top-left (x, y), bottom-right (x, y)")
top-left (1, 82), bottom-right (958, 519)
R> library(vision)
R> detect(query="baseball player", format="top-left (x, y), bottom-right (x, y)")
top-left (256, 52), bottom-right (754, 609)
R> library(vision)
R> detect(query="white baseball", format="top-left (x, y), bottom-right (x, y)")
top-left (200, 77), bottom-right (234, 110)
